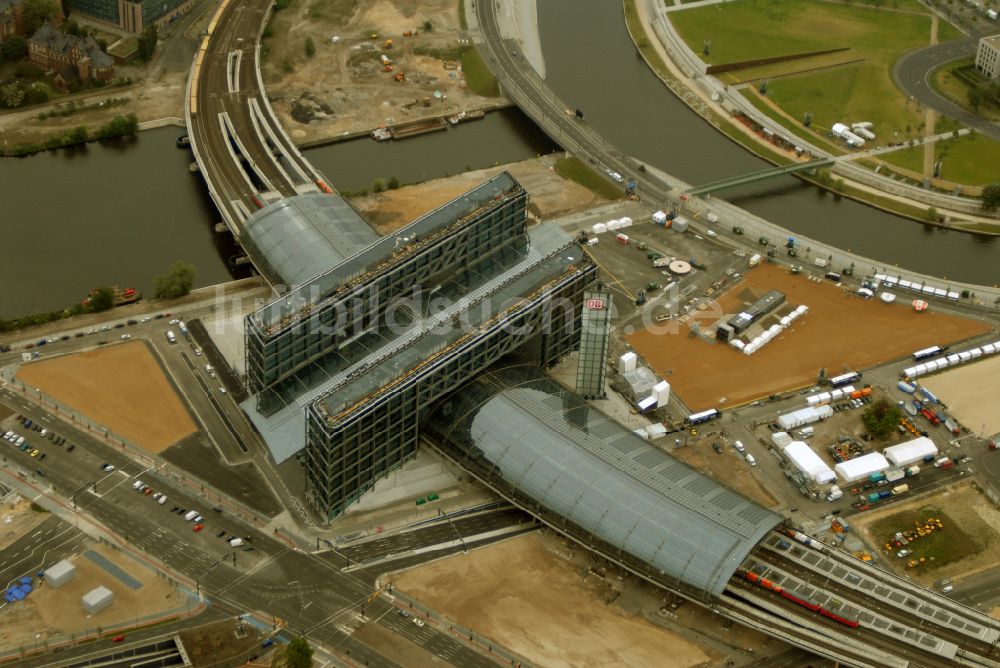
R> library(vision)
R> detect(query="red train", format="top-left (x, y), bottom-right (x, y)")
top-left (739, 569), bottom-right (860, 629)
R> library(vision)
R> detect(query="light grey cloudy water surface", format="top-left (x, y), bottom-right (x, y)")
top-left (535, 0), bottom-right (1000, 285)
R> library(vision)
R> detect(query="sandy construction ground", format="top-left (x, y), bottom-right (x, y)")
top-left (670, 444), bottom-right (780, 509)
top-left (16, 342), bottom-right (196, 453)
top-left (921, 355), bottom-right (1000, 437)
top-left (0, 543), bottom-right (183, 650)
top-left (627, 263), bottom-right (990, 411)
top-left (351, 155), bottom-right (602, 234)
top-left (392, 533), bottom-right (715, 668)
top-left (849, 482), bottom-right (1000, 587)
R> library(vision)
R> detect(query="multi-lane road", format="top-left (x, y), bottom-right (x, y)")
top-left (0, 392), bottom-right (512, 667)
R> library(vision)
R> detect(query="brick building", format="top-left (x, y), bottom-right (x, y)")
top-left (27, 23), bottom-right (114, 85)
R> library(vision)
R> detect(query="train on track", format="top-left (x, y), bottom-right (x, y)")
top-left (738, 568), bottom-right (861, 629)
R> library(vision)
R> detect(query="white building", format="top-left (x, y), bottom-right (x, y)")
top-left (976, 34), bottom-right (1000, 80)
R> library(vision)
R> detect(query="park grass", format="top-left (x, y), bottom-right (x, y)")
top-left (721, 51), bottom-right (863, 85)
top-left (554, 157), bottom-right (622, 200)
top-left (670, 0), bottom-right (941, 143)
top-left (461, 46), bottom-right (499, 97)
top-left (458, 0), bottom-right (467, 30)
top-left (878, 144), bottom-right (925, 175)
top-left (740, 89), bottom-right (845, 154)
top-left (932, 57), bottom-right (1000, 123)
top-left (931, 132), bottom-right (1000, 186)
top-left (869, 509), bottom-right (981, 571)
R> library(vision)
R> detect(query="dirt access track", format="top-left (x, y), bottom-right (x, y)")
top-left (627, 262), bottom-right (990, 411)
top-left (392, 533), bottom-right (717, 668)
top-left (15, 341), bottom-right (196, 453)
top-left (922, 355), bottom-right (1000, 437)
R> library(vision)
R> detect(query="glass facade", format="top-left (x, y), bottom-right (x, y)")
top-left (67, 0), bottom-right (119, 25)
top-left (576, 286), bottom-right (611, 399)
top-left (426, 366), bottom-right (783, 598)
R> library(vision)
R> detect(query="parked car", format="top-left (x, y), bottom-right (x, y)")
top-left (101, 463), bottom-right (115, 472)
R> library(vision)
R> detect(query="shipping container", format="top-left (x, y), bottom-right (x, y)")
top-left (892, 484), bottom-right (909, 495)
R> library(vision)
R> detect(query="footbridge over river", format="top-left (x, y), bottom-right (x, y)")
top-left (184, 0), bottom-right (341, 285)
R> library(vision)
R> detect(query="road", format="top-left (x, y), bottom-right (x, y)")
top-left (186, 0), bottom-right (325, 236)
top-left (892, 36), bottom-right (1000, 142)
top-left (0, 516), bottom-right (90, 591)
top-left (0, 400), bottom-right (507, 667)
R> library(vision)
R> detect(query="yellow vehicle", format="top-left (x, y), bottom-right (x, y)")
top-left (29, 449), bottom-right (39, 458)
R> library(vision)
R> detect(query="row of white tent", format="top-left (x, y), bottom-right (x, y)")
top-left (873, 274), bottom-right (960, 301)
top-left (904, 340), bottom-right (1000, 379)
top-left (805, 385), bottom-right (857, 406)
top-left (774, 434), bottom-right (937, 484)
top-left (592, 217), bottom-right (634, 235)
top-left (730, 305), bottom-right (808, 355)
top-left (778, 404), bottom-right (833, 430)
top-left (782, 440), bottom-right (836, 484)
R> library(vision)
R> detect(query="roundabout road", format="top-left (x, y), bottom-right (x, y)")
top-left (892, 36), bottom-right (1000, 142)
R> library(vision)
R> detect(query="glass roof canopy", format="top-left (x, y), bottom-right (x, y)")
top-left (429, 367), bottom-right (783, 596)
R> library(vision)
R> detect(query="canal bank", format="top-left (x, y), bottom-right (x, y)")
top-left (625, 0), bottom-right (1000, 233)
top-left (531, 0), bottom-right (1000, 285)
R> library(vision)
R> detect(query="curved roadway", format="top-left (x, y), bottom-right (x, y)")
top-left (893, 36), bottom-right (1000, 142)
top-left (186, 0), bottom-right (326, 236)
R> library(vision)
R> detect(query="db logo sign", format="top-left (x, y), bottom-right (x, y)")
top-left (585, 298), bottom-right (605, 310)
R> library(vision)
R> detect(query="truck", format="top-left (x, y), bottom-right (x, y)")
top-left (178, 321), bottom-right (190, 339)
top-left (905, 465), bottom-right (920, 477)
top-left (935, 456), bottom-right (953, 469)
top-left (891, 484), bottom-right (910, 496)
top-left (897, 381), bottom-right (915, 394)
top-left (814, 257), bottom-right (828, 268)
top-left (878, 490), bottom-right (892, 499)
top-left (868, 492), bottom-right (881, 503)
top-left (868, 471), bottom-right (886, 483)
top-left (166, 330), bottom-right (177, 344)
top-left (748, 253), bottom-right (762, 267)
top-left (653, 257), bottom-right (672, 268)
top-left (885, 469), bottom-right (905, 483)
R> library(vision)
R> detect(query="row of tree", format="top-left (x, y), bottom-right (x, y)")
top-left (967, 81), bottom-right (1000, 113)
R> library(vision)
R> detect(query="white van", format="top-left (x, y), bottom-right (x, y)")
top-left (229, 537), bottom-right (244, 548)
top-left (184, 510), bottom-right (199, 521)
top-left (132, 480), bottom-right (145, 491)
top-left (734, 440), bottom-right (745, 452)
top-left (746, 454), bottom-right (757, 466)
top-left (798, 427), bottom-right (814, 439)
top-left (166, 330), bottom-right (177, 344)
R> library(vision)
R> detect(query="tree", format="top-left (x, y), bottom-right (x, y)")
top-left (982, 183), bottom-right (1000, 212)
top-left (137, 24), bottom-right (158, 62)
top-left (154, 261), bottom-right (196, 299)
top-left (88, 286), bottom-right (116, 312)
top-left (22, 0), bottom-right (58, 36)
top-left (372, 178), bottom-right (386, 193)
top-left (387, 176), bottom-right (400, 189)
top-left (861, 400), bottom-right (903, 439)
top-left (304, 36), bottom-right (315, 58)
top-left (1, 35), bottom-right (26, 61)
top-left (926, 206), bottom-right (938, 222)
top-left (64, 19), bottom-right (80, 36)
top-left (278, 637), bottom-right (313, 668)
top-left (65, 125), bottom-right (88, 144)
top-left (968, 84), bottom-right (985, 112)
top-left (0, 82), bottom-right (25, 109)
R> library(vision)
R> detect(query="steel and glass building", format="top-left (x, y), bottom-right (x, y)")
top-left (240, 173), bottom-right (598, 519)
top-left (426, 365), bottom-right (783, 599)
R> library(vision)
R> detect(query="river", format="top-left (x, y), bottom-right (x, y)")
top-left (534, 0), bottom-right (999, 286)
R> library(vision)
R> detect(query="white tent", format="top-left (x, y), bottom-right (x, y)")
top-left (592, 222), bottom-right (608, 235)
top-left (883, 437), bottom-right (937, 468)
top-left (780, 316), bottom-right (792, 327)
top-left (778, 405), bottom-right (833, 430)
top-left (835, 452), bottom-right (890, 483)
top-left (784, 441), bottom-right (837, 484)
top-left (768, 324), bottom-right (782, 335)
top-left (618, 217), bottom-right (633, 227)
top-left (772, 431), bottom-right (793, 448)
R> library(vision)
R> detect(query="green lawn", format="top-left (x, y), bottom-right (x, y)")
top-left (670, 0), bottom-right (946, 144)
top-left (741, 89), bottom-right (845, 154)
top-left (878, 144), bottom-right (925, 175)
top-left (554, 157), bottom-right (622, 200)
top-left (461, 45), bottom-right (500, 97)
top-left (932, 133), bottom-right (1000, 186)
top-left (869, 508), bottom-right (980, 571)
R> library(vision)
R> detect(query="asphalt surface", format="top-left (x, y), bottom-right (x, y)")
top-left (187, 0), bottom-right (323, 231)
top-left (892, 36), bottom-right (1000, 142)
top-left (0, 515), bottom-right (90, 591)
top-left (0, 398), bottom-right (504, 667)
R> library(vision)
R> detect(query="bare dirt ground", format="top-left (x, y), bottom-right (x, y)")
top-left (15, 341), bottom-right (196, 453)
top-left (391, 533), bottom-right (718, 668)
top-left (262, 0), bottom-right (503, 144)
top-left (0, 543), bottom-right (183, 651)
top-left (179, 618), bottom-right (265, 665)
top-left (849, 482), bottom-right (1000, 587)
top-left (670, 443), bottom-right (780, 509)
top-left (922, 355), bottom-right (1000, 437)
top-left (627, 262), bottom-right (990, 411)
top-left (351, 154), bottom-right (604, 234)
top-left (0, 500), bottom-right (49, 552)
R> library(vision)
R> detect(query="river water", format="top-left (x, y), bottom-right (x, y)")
top-left (2, 5), bottom-right (997, 318)
top-left (535, 0), bottom-right (999, 286)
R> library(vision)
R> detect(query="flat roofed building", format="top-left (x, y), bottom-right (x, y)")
top-left (426, 366), bottom-right (783, 598)
top-left (68, 0), bottom-right (195, 32)
top-left (976, 35), bottom-right (1000, 80)
top-left (727, 290), bottom-right (785, 335)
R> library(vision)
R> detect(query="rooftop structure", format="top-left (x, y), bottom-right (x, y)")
top-left (427, 366), bottom-right (783, 597)
top-left (241, 194), bottom-right (379, 289)
top-left (727, 290), bottom-right (785, 335)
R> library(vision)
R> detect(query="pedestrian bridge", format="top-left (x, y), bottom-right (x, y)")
top-left (685, 158), bottom-right (834, 197)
